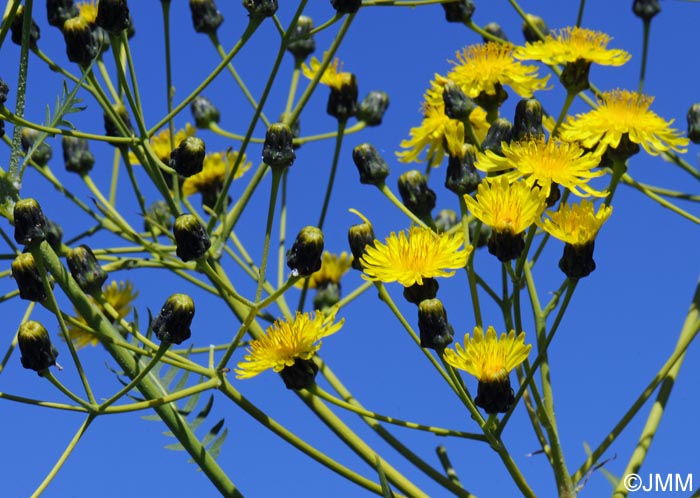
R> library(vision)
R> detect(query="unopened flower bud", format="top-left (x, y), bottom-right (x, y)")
top-left (262, 123), bottom-right (296, 168)
top-left (104, 104), bottom-right (134, 140)
top-left (62, 136), bottom-right (95, 174)
top-left (287, 226), bottom-right (324, 277)
top-left (418, 298), bottom-right (454, 350)
top-left (190, 96), bottom-right (220, 129)
top-left (403, 278), bottom-right (438, 305)
top-left (280, 358), bottom-right (318, 390)
top-left (189, 0), bottom-right (223, 35)
top-left (633, 0), bottom-right (661, 21)
top-left (152, 293), bottom-right (194, 345)
top-left (21, 128), bottom-right (52, 167)
top-left (0, 78), bottom-right (9, 104)
top-left (559, 241), bottom-right (596, 279)
top-left (483, 22), bottom-right (508, 43)
top-left (313, 282), bottom-right (340, 311)
top-left (47, 0), bottom-right (78, 28)
top-left (14, 198), bottom-right (47, 245)
top-left (434, 209), bottom-right (458, 233)
top-left (327, 74), bottom-right (358, 121)
top-left (687, 103), bottom-right (700, 144)
top-left (352, 143), bottom-right (389, 185)
top-left (522, 14), bottom-right (548, 43)
top-left (441, 0), bottom-right (475, 23)
top-left (0, 120), bottom-right (4, 139)
top-left (144, 200), bottom-right (172, 234)
top-left (63, 16), bottom-right (99, 65)
top-left (443, 81), bottom-right (475, 122)
top-left (243, 0), bottom-right (278, 19)
top-left (348, 222), bottom-right (375, 271)
top-left (170, 136), bottom-right (206, 177)
top-left (96, 0), bottom-right (130, 35)
top-left (45, 219), bottom-right (63, 251)
top-left (398, 170), bottom-right (436, 219)
top-left (357, 90), bottom-right (389, 126)
top-left (287, 15), bottom-right (315, 61)
top-left (445, 143), bottom-right (480, 195)
top-left (330, 0), bottom-right (361, 14)
top-left (512, 98), bottom-right (544, 142)
top-left (11, 6), bottom-right (40, 48)
top-left (481, 118), bottom-right (513, 156)
top-left (18, 321), bottom-right (59, 374)
top-left (174, 214), bottom-right (211, 262)
top-left (67, 245), bottom-right (108, 294)
top-left (12, 253), bottom-right (47, 302)
top-left (279, 112), bottom-right (301, 149)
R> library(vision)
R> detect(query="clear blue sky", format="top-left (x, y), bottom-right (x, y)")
top-left (1, 1), bottom-right (700, 497)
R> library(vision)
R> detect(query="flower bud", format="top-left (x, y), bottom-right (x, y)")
top-left (0, 78), bottom-right (9, 104)
top-left (330, 0), bottom-right (361, 14)
top-left (63, 16), bottom-right (99, 65)
top-left (62, 136), bottom-right (95, 174)
top-left (287, 15), bottom-right (315, 61)
top-left (47, 0), bottom-right (78, 29)
top-left (327, 74), bottom-right (358, 121)
top-left (443, 81), bottom-right (475, 122)
top-left (357, 91), bottom-right (389, 126)
top-left (190, 96), bottom-right (220, 129)
top-left (482, 22), bottom-right (508, 43)
top-left (174, 214), bottom-right (211, 262)
top-left (558, 241), bottom-right (596, 279)
top-left (104, 104), bottom-right (134, 140)
top-left (152, 293), bottom-right (194, 345)
top-left (14, 198), bottom-right (47, 245)
top-left (434, 209), bottom-right (458, 233)
top-left (633, 0), bottom-right (661, 21)
top-left (488, 231), bottom-right (525, 262)
top-left (348, 222), bottom-right (375, 271)
top-left (279, 112), bottom-right (301, 149)
top-left (12, 253), bottom-right (47, 302)
top-left (96, 0), bottom-right (130, 35)
top-left (470, 221), bottom-right (491, 249)
top-left (67, 245), bottom-right (108, 294)
top-left (403, 278), bottom-right (438, 305)
top-left (189, 0), bottom-right (223, 35)
top-left (21, 128), bottom-right (52, 167)
top-left (280, 358), bottom-right (318, 390)
top-left (287, 226), bottom-right (324, 277)
top-left (476, 377), bottom-right (515, 414)
top-left (474, 84), bottom-right (508, 114)
top-left (242, 0), bottom-right (278, 19)
top-left (441, 0), bottom-right (475, 23)
top-left (418, 299), bottom-right (454, 350)
top-left (11, 6), bottom-right (40, 48)
top-left (522, 14), bottom-right (548, 43)
top-left (445, 143), bottom-right (480, 195)
top-left (313, 282), bottom-right (340, 311)
top-left (18, 321), bottom-right (59, 374)
top-left (481, 118), bottom-right (513, 156)
top-left (398, 170), bottom-right (436, 219)
top-left (0, 119), bottom-right (4, 139)
top-left (170, 136), bottom-right (206, 177)
top-left (144, 200), bottom-right (172, 234)
top-left (352, 143), bottom-right (389, 186)
top-left (262, 123), bottom-right (296, 168)
top-left (45, 219), bottom-right (63, 251)
top-left (687, 103), bottom-right (700, 144)
top-left (511, 98), bottom-right (544, 142)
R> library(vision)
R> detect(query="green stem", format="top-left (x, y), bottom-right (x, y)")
top-left (638, 20), bottom-right (651, 94)
top-left (255, 167), bottom-right (283, 302)
top-left (551, 91), bottom-right (576, 138)
top-left (377, 182), bottom-right (428, 228)
top-left (317, 119), bottom-right (346, 229)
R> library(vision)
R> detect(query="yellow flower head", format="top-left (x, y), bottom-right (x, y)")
top-left (67, 280), bottom-right (138, 349)
top-left (302, 55), bottom-right (354, 91)
top-left (443, 326), bottom-right (531, 383)
top-left (76, 0), bottom-right (98, 24)
top-left (464, 176), bottom-right (547, 235)
top-left (515, 27), bottom-right (631, 66)
top-left (360, 226), bottom-right (471, 287)
top-left (447, 43), bottom-right (550, 99)
top-left (297, 251), bottom-right (353, 289)
top-left (182, 150), bottom-right (251, 197)
top-left (129, 124), bottom-right (196, 165)
top-left (474, 139), bottom-right (606, 198)
top-left (537, 200), bottom-right (612, 246)
top-left (235, 309), bottom-right (344, 379)
top-left (559, 89), bottom-right (689, 156)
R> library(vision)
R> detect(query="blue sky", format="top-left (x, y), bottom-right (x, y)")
top-left (2, 1), bottom-right (700, 497)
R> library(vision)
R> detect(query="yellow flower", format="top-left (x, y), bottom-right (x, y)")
top-left (536, 200), bottom-right (612, 246)
top-left (464, 176), bottom-right (546, 235)
top-left (301, 55), bottom-right (354, 90)
top-left (447, 42), bottom-right (550, 99)
top-left (474, 139), bottom-right (606, 198)
top-left (515, 27), bottom-right (631, 67)
top-left (182, 150), bottom-right (251, 197)
top-left (360, 226), bottom-right (471, 287)
top-left (559, 89), bottom-right (689, 156)
top-left (76, 0), bottom-right (98, 24)
top-left (66, 281), bottom-right (138, 349)
top-left (235, 309), bottom-right (344, 379)
top-left (298, 251), bottom-right (353, 289)
top-left (129, 124), bottom-right (196, 165)
top-left (443, 326), bottom-right (531, 382)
